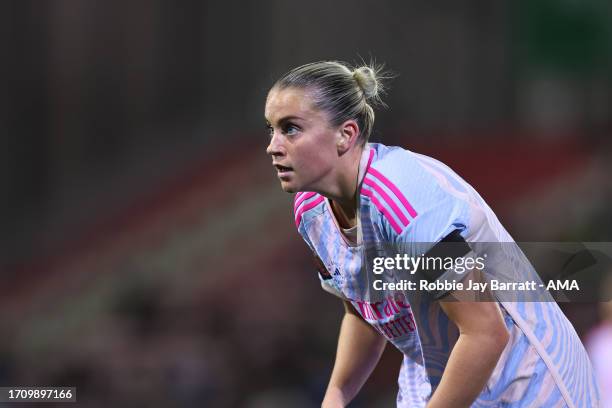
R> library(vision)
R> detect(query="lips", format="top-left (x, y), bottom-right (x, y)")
top-left (273, 164), bottom-right (293, 180)
top-left (274, 164), bottom-right (293, 172)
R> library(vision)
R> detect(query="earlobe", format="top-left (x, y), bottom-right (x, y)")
top-left (336, 129), bottom-right (351, 155)
top-left (336, 120), bottom-right (359, 155)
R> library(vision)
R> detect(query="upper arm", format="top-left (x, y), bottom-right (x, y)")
top-left (438, 270), bottom-right (508, 338)
top-left (439, 300), bottom-right (507, 337)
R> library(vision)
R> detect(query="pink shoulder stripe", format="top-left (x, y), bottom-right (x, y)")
top-left (361, 188), bottom-right (403, 234)
top-left (367, 167), bottom-right (418, 218)
top-left (294, 191), bottom-right (305, 203)
top-left (295, 195), bottom-right (324, 227)
top-left (363, 177), bottom-right (410, 227)
top-left (294, 191), bottom-right (316, 212)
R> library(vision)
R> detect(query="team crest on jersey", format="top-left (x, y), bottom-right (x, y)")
top-left (313, 254), bottom-right (332, 280)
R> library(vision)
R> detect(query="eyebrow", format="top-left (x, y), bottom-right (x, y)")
top-left (265, 115), bottom-right (305, 126)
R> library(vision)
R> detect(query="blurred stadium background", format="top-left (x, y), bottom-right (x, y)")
top-left (1, 1), bottom-right (611, 407)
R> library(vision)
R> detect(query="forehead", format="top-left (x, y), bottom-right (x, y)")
top-left (265, 86), bottom-right (319, 123)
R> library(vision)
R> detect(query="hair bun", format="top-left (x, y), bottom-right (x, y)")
top-left (353, 66), bottom-right (379, 100)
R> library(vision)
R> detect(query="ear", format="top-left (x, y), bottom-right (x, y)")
top-left (336, 119), bottom-right (360, 155)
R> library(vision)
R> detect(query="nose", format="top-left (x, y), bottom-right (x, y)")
top-left (266, 131), bottom-right (285, 157)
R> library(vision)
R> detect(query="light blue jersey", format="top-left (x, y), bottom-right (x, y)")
top-left (294, 143), bottom-right (600, 407)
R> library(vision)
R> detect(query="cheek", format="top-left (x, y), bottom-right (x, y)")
top-left (299, 141), bottom-right (336, 171)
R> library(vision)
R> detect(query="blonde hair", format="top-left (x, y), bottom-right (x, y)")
top-left (272, 61), bottom-right (388, 145)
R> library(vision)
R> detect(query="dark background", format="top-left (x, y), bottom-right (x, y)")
top-left (1, 1), bottom-right (611, 407)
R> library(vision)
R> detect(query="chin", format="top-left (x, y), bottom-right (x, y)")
top-left (280, 181), bottom-right (298, 193)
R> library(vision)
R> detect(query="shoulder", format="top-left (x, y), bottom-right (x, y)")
top-left (362, 143), bottom-right (471, 241)
top-left (293, 191), bottom-right (325, 230)
top-left (360, 144), bottom-right (419, 235)
top-left (367, 143), bottom-right (470, 200)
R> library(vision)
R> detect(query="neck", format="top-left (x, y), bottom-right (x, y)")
top-left (331, 199), bottom-right (357, 228)
top-left (325, 146), bottom-right (364, 228)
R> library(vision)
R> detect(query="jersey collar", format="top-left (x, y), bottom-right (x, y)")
top-left (357, 144), bottom-right (375, 187)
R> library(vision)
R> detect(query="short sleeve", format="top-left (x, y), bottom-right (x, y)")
top-left (391, 181), bottom-right (475, 299)
top-left (392, 177), bottom-right (470, 246)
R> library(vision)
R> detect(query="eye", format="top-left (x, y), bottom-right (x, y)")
top-left (283, 124), bottom-right (300, 136)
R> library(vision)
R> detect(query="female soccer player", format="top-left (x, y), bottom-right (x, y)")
top-left (264, 61), bottom-right (600, 407)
